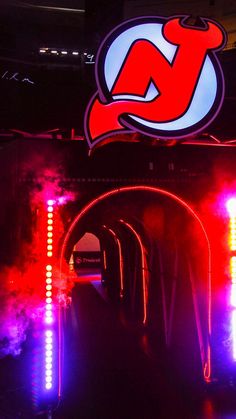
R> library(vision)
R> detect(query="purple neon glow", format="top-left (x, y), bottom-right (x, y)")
top-left (45, 329), bottom-right (53, 388)
top-left (232, 311), bottom-right (236, 360)
top-left (231, 284), bottom-right (236, 307)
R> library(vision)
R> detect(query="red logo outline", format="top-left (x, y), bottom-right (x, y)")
top-left (84, 15), bottom-right (227, 149)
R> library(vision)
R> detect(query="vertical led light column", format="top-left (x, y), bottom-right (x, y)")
top-left (44, 199), bottom-right (55, 390)
top-left (226, 198), bottom-right (236, 360)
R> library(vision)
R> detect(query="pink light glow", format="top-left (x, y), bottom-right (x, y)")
top-left (226, 198), bottom-right (236, 216)
top-left (57, 192), bottom-right (76, 206)
top-left (47, 200), bottom-right (55, 206)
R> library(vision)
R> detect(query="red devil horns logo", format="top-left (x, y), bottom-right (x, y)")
top-left (84, 16), bottom-right (226, 149)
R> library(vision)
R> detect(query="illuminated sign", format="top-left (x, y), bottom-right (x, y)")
top-left (84, 16), bottom-right (226, 148)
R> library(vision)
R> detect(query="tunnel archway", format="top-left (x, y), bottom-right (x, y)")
top-left (70, 232), bottom-right (102, 281)
top-left (59, 185), bottom-right (212, 382)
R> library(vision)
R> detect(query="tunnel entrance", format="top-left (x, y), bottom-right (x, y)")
top-left (60, 186), bottom-right (211, 383)
top-left (70, 232), bottom-right (102, 281)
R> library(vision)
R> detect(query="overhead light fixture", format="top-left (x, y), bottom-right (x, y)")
top-left (16, 3), bottom-right (85, 13)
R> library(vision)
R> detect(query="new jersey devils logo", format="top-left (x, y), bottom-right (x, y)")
top-left (84, 16), bottom-right (226, 148)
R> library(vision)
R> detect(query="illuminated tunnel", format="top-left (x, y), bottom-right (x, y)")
top-left (59, 185), bottom-right (212, 383)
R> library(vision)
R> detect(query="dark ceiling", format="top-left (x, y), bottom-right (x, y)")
top-left (0, 0), bottom-right (235, 143)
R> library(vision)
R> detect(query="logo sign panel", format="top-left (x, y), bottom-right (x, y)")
top-left (84, 16), bottom-right (226, 149)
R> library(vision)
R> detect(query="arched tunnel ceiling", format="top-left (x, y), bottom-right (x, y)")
top-left (62, 188), bottom-right (209, 264)
top-left (62, 186), bottom-right (211, 379)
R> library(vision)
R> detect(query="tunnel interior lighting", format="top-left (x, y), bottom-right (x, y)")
top-left (60, 185), bottom-right (213, 382)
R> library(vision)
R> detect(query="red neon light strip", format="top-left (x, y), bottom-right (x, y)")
top-left (103, 226), bottom-right (124, 298)
top-left (60, 185), bottom-right (212, 381)
top-left (188, 261), bottom-right (206, 372)
top-left (119, 219), bottom-right (148, 325)
top-left (103, 250), bottom-right (107, 271)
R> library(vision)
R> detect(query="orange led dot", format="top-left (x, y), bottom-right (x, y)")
top-left (46, 291), bottom-right (52, 297)
top-left (46, 265), bottom-right (52, 271)
top-left (48, 213), bottom-right (53, 219)
top-left (47, 239), bottom-right (53, 245)
top-left (46, 278), bottom-right (52, 284)
top-left (47, 219), bottom-right (53, 225)
top-left (46, 272), bottom-right (52, 277)
top-left (47, 232), bottom-right (53, 238)
top-left (46, 285), bottom-right (52, 291)
top-left (47, 245), bottom-right (53, 251)
top-left (47, 226), bottom-right (53, 231)
top-left (47, 251), bottom-right (53, 257)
